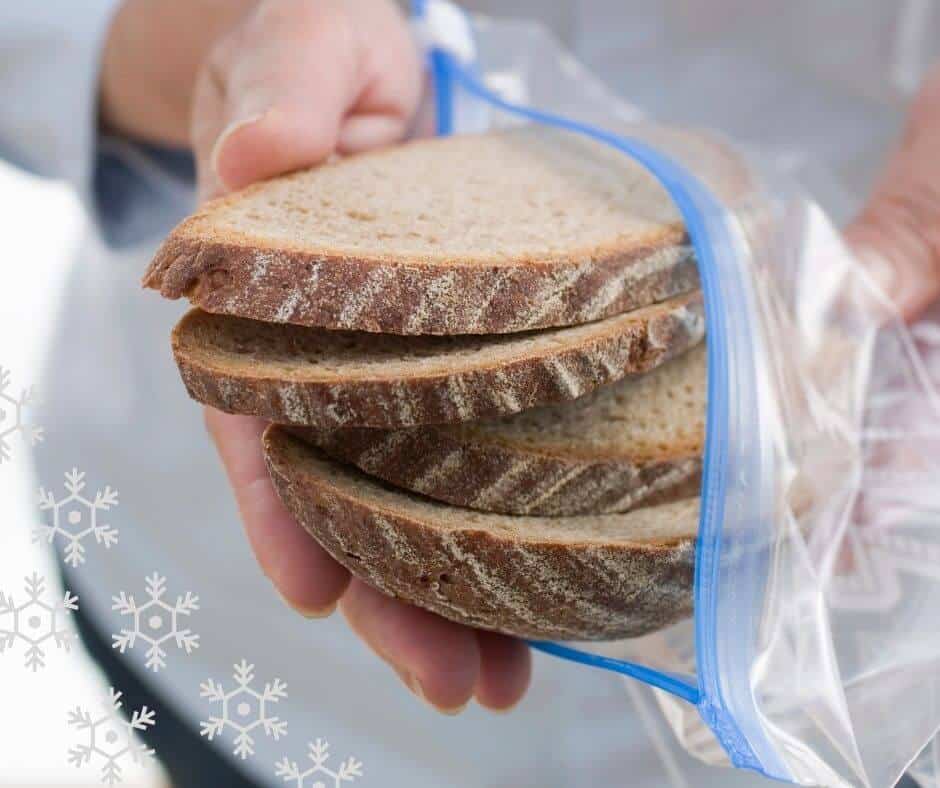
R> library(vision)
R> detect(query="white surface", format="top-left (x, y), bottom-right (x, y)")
top-left (0, 160), bottom-right (165, 786)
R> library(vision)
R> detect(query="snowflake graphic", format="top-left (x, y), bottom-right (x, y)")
top-left (112, 572), bottom-right (199, 672)
top-left (67, 687), bottom-right (156, 785)
top-left (34, 467), bottom-right (119, 567)
top-left (0, 573), bottom-right (78, 671)
top-left (200, 659), bottom-right (288, 759)
top-left (276, 739), bottom-right (364, 787)
top-left (0, 366), bottom-right (43, 464)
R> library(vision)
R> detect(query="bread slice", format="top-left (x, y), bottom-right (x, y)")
top-left (172, 291), bottom-right (703, 429)
top-left (291, 344), bottom-right (706, 516)
top-left (263, 426), bottom-right (698, 640)
top-left (144, 128), bottom-right (698, 335)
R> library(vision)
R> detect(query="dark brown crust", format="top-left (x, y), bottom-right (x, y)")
top-left (172, 292), bottom-right (705, 429)
top-left (143, 228), bottom-right (698, 336)
top-left (263, 427), bottom-right (695, 640)
top-left (289, 423), bottom-right (702, 516)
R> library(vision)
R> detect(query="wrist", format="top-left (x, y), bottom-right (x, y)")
top-left (99, 0), bottom-right (257, 147)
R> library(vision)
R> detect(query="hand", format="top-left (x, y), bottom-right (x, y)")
top-left (206, 412), bottom-right (532, 715)
top-left (106, 0), bottom-right (532, 714)
top-left (845, 64), bottom-right (940, 322)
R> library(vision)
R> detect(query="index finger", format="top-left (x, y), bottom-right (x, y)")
top-left (204, 407), bottom-right (351, 616)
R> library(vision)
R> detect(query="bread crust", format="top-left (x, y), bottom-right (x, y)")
top-left (172, 292), bottom-right (705, 429)
top-left (144, 232), bottom-right (697, 336)
top-left (289, 423), bottom-right (702, 516)
top-left (263, 427), bottom-right (696, 640)
top-left (143, 130), bottom-right (698, 336)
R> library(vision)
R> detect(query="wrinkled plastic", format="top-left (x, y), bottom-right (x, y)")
top-left (415, 3), bottom-right (940, 786)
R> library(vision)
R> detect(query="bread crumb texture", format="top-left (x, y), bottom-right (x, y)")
top-left (145, 128), bottom-right (699, 334)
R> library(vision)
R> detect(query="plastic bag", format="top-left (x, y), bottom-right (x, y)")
top-left (413, 2), bottom-right (940, 785)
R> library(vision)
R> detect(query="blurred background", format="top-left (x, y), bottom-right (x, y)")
top-left (0, 160), bottom-right (165, 787)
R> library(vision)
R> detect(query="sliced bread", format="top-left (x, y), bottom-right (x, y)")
top-left (291, 344), bottom-right (706, 516)
top-left (263, 426), bottom-right (698, 640)
top-left (144, 128), bottom-right (698, 335)
top-left (172, 291), bottom-right (704, 429)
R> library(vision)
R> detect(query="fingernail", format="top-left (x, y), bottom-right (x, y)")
top-left (484, 700), bottom-right (522, 715)
top-left (337, 114), bottom-right (404, 153)
top-left (210, 113), bottom-right (265, 190)
top-left (275, 589), bottom-right (336, 619)
top-left (437, 700), bottom-right (470, 716)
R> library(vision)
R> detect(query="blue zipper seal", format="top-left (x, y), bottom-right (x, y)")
top-left (416, 4), bottom-right (789, 781)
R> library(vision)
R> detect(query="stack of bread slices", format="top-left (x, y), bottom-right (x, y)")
top-left (144, 127), bottom-right (706, 642)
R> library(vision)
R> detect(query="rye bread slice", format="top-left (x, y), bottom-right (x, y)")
top-left (144, 128), bottom-right (698, 335)
top-left (262, 426), bottom-right (698, 640)
top-left (291, 344), bottom-right (706, 516)
top-left (172, 291), bottom-right (704, 429)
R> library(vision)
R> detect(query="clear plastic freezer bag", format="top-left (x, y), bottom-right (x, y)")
top-left (413, 2), bottom-right (940, 786)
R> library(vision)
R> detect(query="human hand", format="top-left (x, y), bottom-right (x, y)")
top-left (198, 37), bottom-right (940, 719)
top-left (164, 0), bottom-right (532, 715)
top-left (845, 64), bottom-right (940, 322)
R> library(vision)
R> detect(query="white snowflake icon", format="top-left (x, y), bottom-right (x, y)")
top-left (200, 659), bottom-right (288, 759)
top-left (112, 572), bottom-right (199, 672)
top-left (0, 573), bottom-right (78, 671)
top-left (0, 365), bottom-right (43, 464)
top-left (34, 467), bottom-right (119, 567)
top-left (276, 739), bottom-right (364, 787)
top-left (67, 687), bottom-right (156, 785)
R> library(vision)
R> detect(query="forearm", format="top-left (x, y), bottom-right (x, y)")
top-left (99, 0), bottom-right (258, 146)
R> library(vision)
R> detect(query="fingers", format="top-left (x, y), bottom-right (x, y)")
top-left (190, 0), bottom-right (421, 201)
top-left (191, 1), bottom-right (355, 200)
top-left (206, 5), bottom-right (358, 192)
top-left (206, 409), bottom-right (533, 714)
top-left (192, 0), bottom-right (527, 716)
top-left (340, 579), bottom-right (481, 714)
top-left (474, 630), bottom-right (532, 712)
top-left (204, 408), bottom-right (350, 615)
top-left (337, 113), bottom-right (414, 155)
top-left (845, 65), bottom-right (940, 322)
top-left (340, 580), bottom-right (533, 714)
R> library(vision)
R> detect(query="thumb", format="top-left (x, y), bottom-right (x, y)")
top-left (844, 64), bottom-right (940, 322)
top-left (190, 0), bottom-right (420, 202)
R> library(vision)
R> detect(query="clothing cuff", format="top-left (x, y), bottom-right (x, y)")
top-left (93, 137), bottom-right (194, 248)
